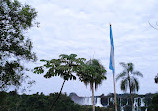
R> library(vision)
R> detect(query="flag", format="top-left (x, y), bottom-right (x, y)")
top-left (109, 24), bottom-right (115, 73)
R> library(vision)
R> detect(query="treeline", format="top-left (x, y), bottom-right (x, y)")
top-left (0, 91), bottom-right (158, 111)
top-left (0, 91), bottom-right (112, 111)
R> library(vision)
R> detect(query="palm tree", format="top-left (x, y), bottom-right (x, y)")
top-left (116, 62), bottom-right (143, 111)
top-left (77, 59), bottom-right (106, 111)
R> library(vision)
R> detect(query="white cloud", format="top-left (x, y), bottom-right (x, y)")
top-left (18, 0), bottom-right (158, 96)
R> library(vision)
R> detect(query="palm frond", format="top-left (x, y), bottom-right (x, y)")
top-left (118, 62), bottom-right (143, 93)
top-left (120, 78), bottom-right (128, 92)
top-left (134, 78), bottom-right (139, 92)
top-left (84, 82), bottom-right (88, 88)
top-left (127, 63), bottom-right (134, 73)
top-left (133, 71), bottom-right (143, 77)
top-left (120, 62), bottom-right (127, 69)
top-left (95, 82), bottom-right (99, 90)
top-left (94, 75), bottom-right (105, 90)
top-left (79, 59), bottom-right (106, 91)
top-left (130, 77), bottom-right (139, 93)
top-left (116, 71), bottom-right (127, 81)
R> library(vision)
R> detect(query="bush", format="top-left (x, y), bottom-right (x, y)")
top-left (148, 94), bottom-right (158, 111)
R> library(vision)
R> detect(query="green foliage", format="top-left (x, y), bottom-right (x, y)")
top-left (148, 94), bottom-right (158, 111)
top-left (34, 54), bottom-right (85, 81)
top-left (0, 91), bottom-right (111, 111)
top-left (80, 106), bottom-right (112, 111)
top-left (144, 93), bottom-right (153, 106)
top-left (124, 105), bottom-right (132, 111)
top-left (34, 58), bottom-right (106, 111)
top-left (77, 59), bottom-right (107, 90)
top-left (0, 91), bottom-right (7, 107)
top-left (141, 107), bottom-right (148, 111)
top-left (116, 62), bottom-right (143, 93)
top-left (77, 59), bottom-right (106, 111)
top-left (116, 62), bottom-right (143, 111)
top-left (0, 91), bottom-right (156, 111)
top-left (0, 0), bottom-right (37, 89)
top-left (151, 94), bottom-right (158, 104)
top-left (121, 98), bottom-right (128, 106)
top-left (34, 54), bottom-right (86, 110)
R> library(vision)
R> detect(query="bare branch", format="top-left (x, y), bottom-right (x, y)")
top-left (148, 21), bottom-right (158, 30)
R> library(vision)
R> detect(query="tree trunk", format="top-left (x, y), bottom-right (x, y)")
top-left (50, 80), bottom-right (66, 111)
top-left (130, 89), bottom-right (134, 111)
top-left (128, 73), bottom-right (134, 111)
top-left (91, 83), bottom-right (95, 111)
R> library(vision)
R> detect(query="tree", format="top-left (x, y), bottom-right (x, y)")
top-left (34, 54), bottom-right (85, 110)
top-left (154, 74), bottom-right (158, 83)
top-left (0, 0), bottom-right (37, 90)
top-left (77, 59), bottom-right (107, 111)
top-left (116, 62), bottom-right (143, 111)
top-left (1, 91), bottom-right (113, 111)
top-left (148, 94), bottom-right (158, 111)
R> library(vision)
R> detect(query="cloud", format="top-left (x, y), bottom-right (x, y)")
top-left (18, 0), bottom-right (158, 96)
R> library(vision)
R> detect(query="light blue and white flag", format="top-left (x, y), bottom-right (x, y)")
top-left (109, 25), bottom-right (115, 73)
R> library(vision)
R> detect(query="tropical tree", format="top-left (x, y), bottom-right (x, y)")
top-left (116, 62), bottom-right (143, 111)
top-left (34, 54), bottom-right (85, 110)
top-left (0, 0), bottom-right (37, 90)
top-left (77, 59), bottom-right (107, 111)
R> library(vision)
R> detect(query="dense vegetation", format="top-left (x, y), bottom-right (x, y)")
top-left (0, 91), bottom-right (157, 111)
top-left (0, 91), bottom-right (112, 111)
top-left (0, 0), bottom-right (37, 90)
top-left (148, 94), bottom-right (158, 111)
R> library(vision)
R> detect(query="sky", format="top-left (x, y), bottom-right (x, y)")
top-left (18, 0), bottom-right (158, 97)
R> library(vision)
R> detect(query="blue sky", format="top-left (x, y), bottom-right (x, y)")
top-left (19, 0), bottom-right (158, 96)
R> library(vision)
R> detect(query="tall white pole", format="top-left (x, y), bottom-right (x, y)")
top-left (113, 72), bottom-right (117, 111)
top-left (109, 24), bottom-right (117, 111)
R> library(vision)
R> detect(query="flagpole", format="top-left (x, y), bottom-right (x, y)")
top-left (113, 72), bottom-right (117, 111)
top-left (109, 24), bottom-right (117, 111)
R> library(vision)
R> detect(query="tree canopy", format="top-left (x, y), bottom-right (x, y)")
top-left (34, 54), bottom-right (86, 110)
top-left (34, 54), bottom-right (85, 81)
top-left (0, 91), bottom-right (112, 111)
top-left (77, 59), bottom-right (106, 90)
top-left (0, 0), bottom-right (37, 89)
top-left (77, 59), bottom-right (106, 111)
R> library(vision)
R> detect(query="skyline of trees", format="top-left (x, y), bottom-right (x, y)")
top-left (0, 91), bottom-right (157, 111)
